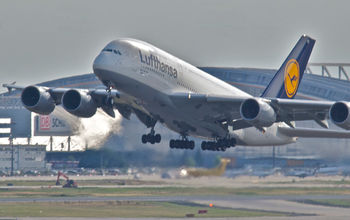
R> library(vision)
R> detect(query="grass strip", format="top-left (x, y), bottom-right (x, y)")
top-left (0, 201), bottom-right (287, 218)
top-left (0, 179), bottom-right (163, 187)
top-left (1, 186), bottom-right (350, 198)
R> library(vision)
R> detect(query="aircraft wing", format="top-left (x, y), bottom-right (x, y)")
top-left (269, 98), bottom-right (333, 128)
top-left (3, 84), bottom-right (69, 104)
top-left (3, 83), bottom-right (154, 121)
top-left (278, 126), bottom-right (350, 138)
top-left (169, 92), bottom-right (247, 129)
top-left (3, 83), bottom-right (120, 104)
top-left (3, 84), bottom-right (121, 117)
top-left (3, 83), bottom-right (24, 92)
top-left (170, 92), bottom-right (336, 130)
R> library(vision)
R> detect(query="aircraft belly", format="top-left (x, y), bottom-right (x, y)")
top-left (229, 124), bottom-right (296, 146)
top-left (95, 68), bottom-right (226, 139)
top-left (139, 93), bottom-right (227, 139)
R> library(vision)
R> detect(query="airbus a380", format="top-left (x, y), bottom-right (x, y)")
top-left (5, 35), bottom-right (350, 151)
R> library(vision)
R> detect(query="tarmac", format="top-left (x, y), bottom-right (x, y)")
top-left (1, 194), bottom-right (350, 219)
top-left (1, 175), bottom-right (350, 219)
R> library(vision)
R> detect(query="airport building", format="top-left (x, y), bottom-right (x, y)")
top-left (0, 144), bottom-right (46, 172)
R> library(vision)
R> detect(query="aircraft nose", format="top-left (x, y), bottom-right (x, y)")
top-left (93, 52), bottom-right (110, 71)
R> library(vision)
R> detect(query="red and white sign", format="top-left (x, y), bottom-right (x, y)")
top-left (39, 115), bottom-right (51, 130)
top-left (35, 114), bottom-right (77, 136)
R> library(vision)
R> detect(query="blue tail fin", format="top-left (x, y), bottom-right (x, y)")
top-left (261, 35), bottom-right (315, 98)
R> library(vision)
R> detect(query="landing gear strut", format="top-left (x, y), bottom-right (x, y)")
top-left (201, 138), bottom-right (236, 152)
top-left (141, 127), bottom-right (161, 144)
top-left (169, 136), bottom-right (195, 150)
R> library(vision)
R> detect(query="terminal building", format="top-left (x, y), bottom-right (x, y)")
top-left (0, 63), bottom-right (350, 170)
top-left (0, 144), bottom-right (46, 173)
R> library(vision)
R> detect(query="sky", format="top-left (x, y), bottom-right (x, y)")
top-left (1, 0), bottom-right (350, 88)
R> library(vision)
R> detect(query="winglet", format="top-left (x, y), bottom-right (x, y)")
top-left (261, 35), bottom-right (315, 99)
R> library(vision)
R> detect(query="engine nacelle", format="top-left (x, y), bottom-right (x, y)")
top-left (329, 101), bottom-right (350, 130)
top-left (21, 86), bottom-right (55, 115)
top-left (240, 98), bottom-right (276, 127)
top-left (61, 89), bottom-right (97, 118)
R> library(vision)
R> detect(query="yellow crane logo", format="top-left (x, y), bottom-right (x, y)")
top-left (284, 59), bottom-right (300, 98)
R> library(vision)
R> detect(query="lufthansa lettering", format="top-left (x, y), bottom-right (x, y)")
top-left (139, 50), bottom-right (178, 79)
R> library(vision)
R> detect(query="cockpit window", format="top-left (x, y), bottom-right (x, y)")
top-left (103, 48), bottom-right (113, 52)
top-left (102, 48), bottom-right (122, 55)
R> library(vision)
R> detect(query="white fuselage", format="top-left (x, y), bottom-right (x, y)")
top-left (93, 38), bottom-right (296, 146)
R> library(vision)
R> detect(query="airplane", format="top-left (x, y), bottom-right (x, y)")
top-left (5, 35), bottom-right (350, 152)
top-left (179, 158), bottom-right (230, 177)
top-left (283, 167), bottom-right (318, 178)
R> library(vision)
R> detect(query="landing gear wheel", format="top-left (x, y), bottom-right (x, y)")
top-left (190, 141), bottom-right (195, 150)
top-left (201, 141), bottom-right (207, 150)
top-left (141, 135), bottom-right (147, 144)
top-left (200, 138), bottom-right (236, 151)
top-left (170, 140), bottom-right (175, 148)
top-left (147, 134), bottom-right (155, 144)
top-left (155, 134), bottom-right (161, 143)
top-left (169, 138), bottom-right (195, 150)
top-left (141, 132), bottom-right (161, 145)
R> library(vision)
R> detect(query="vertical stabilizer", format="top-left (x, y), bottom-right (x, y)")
top-left (261, 35), bottom-right (315, 98)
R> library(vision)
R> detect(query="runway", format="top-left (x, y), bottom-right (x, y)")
top-left (1, 175), bottom-right (350, 219)
top-left (2, 194), bottom-right (350, 203)
top-left (2, 194), bottom-right (350, 219)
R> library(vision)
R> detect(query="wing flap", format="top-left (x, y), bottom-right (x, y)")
top-left (271, 98), bottom-right (333, 112)
top-left (169, 92), bottom-right (245, 104)
top-left (278, 126), bottom-right (350, 138)
top-left (230, 119), bottom-right (252, 130)
top-left (269, 98), bottom-right (334, 126)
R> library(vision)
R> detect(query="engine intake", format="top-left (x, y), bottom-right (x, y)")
top-left (240, 98), bottom-right (276, 127)
top-left (329, 101), bottom-right (350, 130)
top-left (21, 86), bottom-right (55, 115)
top-left (62, 89), bottom-right (97, 117)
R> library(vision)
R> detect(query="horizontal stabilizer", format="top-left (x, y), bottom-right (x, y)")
top-left (278, 126), bottom-right (350, 138)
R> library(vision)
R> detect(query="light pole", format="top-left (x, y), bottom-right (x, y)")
top-left (9, 135), bottom-right (13, 176)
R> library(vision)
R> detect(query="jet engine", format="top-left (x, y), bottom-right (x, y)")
top-left (240, 98), bottom-right (276, 127)
top-left (329, 101), bottom-right (350, 130)
top-left (21, 86), bottom-right (55, 115)
top-left (61, 89), bottom-right (97, 117)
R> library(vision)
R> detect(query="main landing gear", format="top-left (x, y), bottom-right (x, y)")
top-left (141, 127), bottom-right (161, 144)
top-left (169, 137), bottom-right (195, 150)
top-left (201, 138), bottom-right (236, 152)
